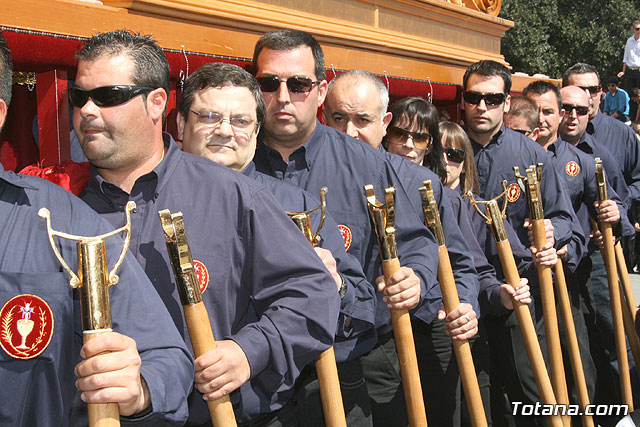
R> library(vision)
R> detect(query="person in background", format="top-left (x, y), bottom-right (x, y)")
top-left (603, 76), bottom-right (631, 123)
top-left (503, 95), bottom-right (540, 141)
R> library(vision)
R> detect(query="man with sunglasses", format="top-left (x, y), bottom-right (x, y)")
top-left (559, 85), bottom-right (639, 419)
top-left (462, 60), bottom-right (576, 426)
top-left (73, 30), bottom-right (342, 426)
top-left (603, 77), bottom-right (631, 123)
top-left (0, 33), bottom-right (194, 425)
top-left (504, 95), bottom-right (540, 141)
top-left (251, 29), bottom-right (443, 427)
top-left (324, 69), bottom-right (482, 425)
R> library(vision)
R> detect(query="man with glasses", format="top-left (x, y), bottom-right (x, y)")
top-left (177, 60), bottom-right (379, 427)
top-left (251, 29), bottom-right (442, 427)
top-left (462, 60), bottom-right (575, 427)
top-left (73, 30), bottom-right (341, 425)
top-left (504, 95), bottom-right (540, 141)
top-left (323, 69), bottom-right (481, 426)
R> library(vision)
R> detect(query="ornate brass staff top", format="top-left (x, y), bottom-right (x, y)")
top-left (38, 201), bottom-right (135, 332)
top-left (364, 185), bottom-right (398, 261)
top-left (284, 187), bottom-right (347, 427)
top-left (467, 186), bottom-right (563, 427)
top-left (285, 187), bottom-right (328, 246)
top-left (419, 180), bottom-right (487, 427)
top-left (38, 200), bottom-right (135, 427)
top-left (364, 184), bottom-right (428, 427)
top-left (158, 209), bottom-right (237, 427)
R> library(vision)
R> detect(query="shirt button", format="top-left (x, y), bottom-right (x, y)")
top-left (287, 174), bottom-right (293, 178)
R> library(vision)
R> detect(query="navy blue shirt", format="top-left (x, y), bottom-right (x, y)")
top-left (471, 124), bottom-right (575, 252)
top-left (382, 150), bottom-right (480, 322)
top-left (547, 138), bottom-right (632, 261)
top-left (587, 111), bottom-right (640, 206)
top-left (80, 136), bottom-right (340, 424)
top-left (576, 132), bottom-right (632, 212)
top-left (244, 163), bottom-right (377, 362)
top-left (0, 164), bottom-right (192, 426)
top-left (254, 122), bottom-right (439, 335)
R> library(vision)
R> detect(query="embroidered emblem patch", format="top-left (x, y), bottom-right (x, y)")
top-left (506, 183), bottom-right (521, 203)
top-left (565, 161), bottom-right (580, 177)
top-left (193, 260), bottom-right (209, 294)
top-left (337, 225), bottom-right (352, 252)
top-left (0, 294), bottom-right (54, 360)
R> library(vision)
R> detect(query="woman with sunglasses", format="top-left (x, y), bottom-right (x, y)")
top-left (439, 122), bottom-right (479, 195)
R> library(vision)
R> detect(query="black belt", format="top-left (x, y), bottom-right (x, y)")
top-left (628, 66), bottom-right (640, 71)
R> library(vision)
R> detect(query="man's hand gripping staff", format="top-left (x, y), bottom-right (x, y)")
top-left (158, 210), bottom-right (237, 427)
top-left (420, 181), bottom-right (487, 427)
top-left (364, 185), bottom-right (428, 427)
top-left (285, 187), bottom-right (347, 427)
top-left (466, 186), bottom-right (563, 427)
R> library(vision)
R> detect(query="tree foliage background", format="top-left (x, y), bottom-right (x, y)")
top-left (500, 0), bottom-right (640, 81)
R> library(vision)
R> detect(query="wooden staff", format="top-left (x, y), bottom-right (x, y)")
top-left (40, 203), bottom-right (142, 426)
top-left (419, 181), bottom-right (487, 427)
top-left (595, 158), bottom-right (633, 408)
top-left (285, 187), bottom-right (347, 427)
top-left (516, 165), bottom-right (569, 425)
top-left (553, 261), bottom-right (594, 427)
top-left (467, 190), bottom-right (562, 427)
top-left (364, 185), bottom-right (428, 427)
top-left (159, 210), bottom-right (237, 427)
top-left (617, 242), bottom-right (639, 329)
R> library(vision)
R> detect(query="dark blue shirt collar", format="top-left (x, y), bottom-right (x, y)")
top-left (0, 162), bottom-right (41, 191)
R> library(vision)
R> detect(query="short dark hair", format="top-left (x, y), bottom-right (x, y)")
top-left (507, 95), bottom-right (539, 130)
top-left (606, 76), bottom-right (619, 86)
top-left (76, 30), bottom-right (169, 99)
top-left (463, 60), bottom-right (512, 94)
top-left (179, 62), bottom-right (266, 125)
top-left (0, 32), bottom-right (12, 107)
top-left (252, 29), bottom-right (326, 81)
top-left (523, 80), bottom-right (562, 110)
top-left (385, 96), bottom-right (446, 182)
top-left (562, 63), bottom-right (601, 87)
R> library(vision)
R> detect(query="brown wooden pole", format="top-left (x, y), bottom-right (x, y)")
top-left (159, 210), bottom-right (237, 427)
top-left (531, 219), bottom-right (570, 427)
top-left (436, 246), bottom-right (488, 427)
top-left (479, 198), bottom-right (562, 427)
top-left (420, 182), bottom-right (486, 427)
top-left (594, 158), bottom-right (633, 408)
top-left (600, 221), bottom-right (633, 407)
top-left (382, 258), bottom-right (429, 427)
top-left (617, 242), bottom-right (638, 325)
top-left (84, 330), bottom-right (120, 427)
top-left (183, 303), bottom-right (237, 426)
top-left (314, 347), bottom-right (347, 427)
top-left (553, 261), bottom-right (594, 427)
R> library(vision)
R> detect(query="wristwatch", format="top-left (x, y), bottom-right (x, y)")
top-left (338, 275), bottom-right (347, 299)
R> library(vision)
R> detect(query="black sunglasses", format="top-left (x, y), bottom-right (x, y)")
top-left (462, 91), bottom-right (507, 106)
top-left (70, 85), bottom-right (155, 108)
top-left (512, 128), bottom-right (535, 135)
top-left (577, 85), bottom-right (601, 96)
top-left (445, 147), bottom-right (465, 163)
top-left (256, 76), bottom-right (319, 94)
top-left (562, 104), bottom-right (589, 116)
top-left (387, 126), bottom-right (432, 150)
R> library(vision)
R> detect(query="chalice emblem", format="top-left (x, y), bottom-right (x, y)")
top-left (16, 303), bottom-right (35, 349)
